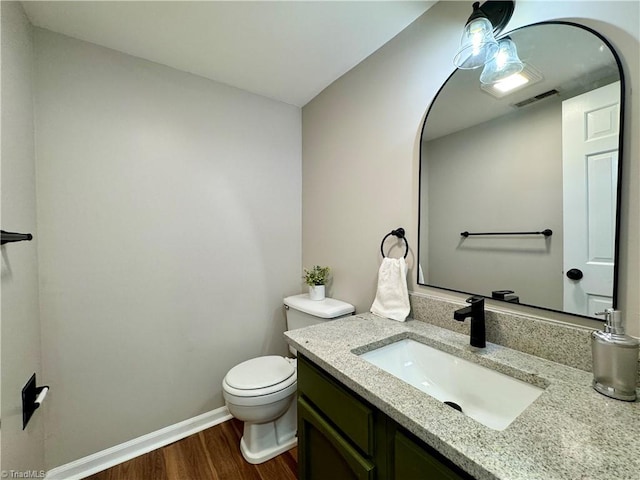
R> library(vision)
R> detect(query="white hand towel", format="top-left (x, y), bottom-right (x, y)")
top-left (370, 257), bottom-right (410, 322)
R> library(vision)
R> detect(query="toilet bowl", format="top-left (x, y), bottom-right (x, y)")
top-left (222, 294), bottom-right (355, 464)
top-left (222, 355), bottom-right (298, 464)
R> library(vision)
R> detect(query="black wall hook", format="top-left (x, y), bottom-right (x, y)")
top-left (1, 230), bottom-right (33, 245)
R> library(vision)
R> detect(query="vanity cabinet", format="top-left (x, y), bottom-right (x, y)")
top-left (297, 354), bottom-right (474, 480)
top-left (393, 428), bottom-right (471, 480)
top-left (298, 396), bottom-right (375, 480)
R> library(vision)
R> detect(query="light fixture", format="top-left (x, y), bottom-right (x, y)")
top-left (453, 1), bottom-right (515, 70)
top-left (479, 36), bottom-right (524, 84)
top-left (493, 72), bottom-right (528, 92)
top-left (480, 63), bottom-right (544, 98)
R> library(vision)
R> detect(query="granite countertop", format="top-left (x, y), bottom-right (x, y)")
top-left (285, 313), bottom-right (640, 480)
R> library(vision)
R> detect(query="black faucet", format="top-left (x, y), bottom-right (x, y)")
top-left (453, 296), bottom-right (486, 348)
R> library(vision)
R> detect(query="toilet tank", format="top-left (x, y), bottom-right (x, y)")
top-left (284, 294), bottom-right (354, 331)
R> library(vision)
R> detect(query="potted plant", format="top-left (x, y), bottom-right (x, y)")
top-left (303, 265), bottom-right (330, 301)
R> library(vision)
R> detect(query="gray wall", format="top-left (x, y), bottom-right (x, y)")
top-left (1, 1), bottom-right (45, 473)
top-left (424, 99), bottom-right (563, 310)
top-left (33, 29), bottom-right (302, 468)
top-left (2, 0), bottom-right (638, 472)
top-left (302, 1), bottom-right (640, 336)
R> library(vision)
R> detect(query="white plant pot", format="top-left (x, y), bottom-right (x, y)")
top-left (308, 285), bottom-right (325, 301)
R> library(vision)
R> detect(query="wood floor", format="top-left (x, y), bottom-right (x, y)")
top-left (86, 418), bottom-right (298, 480)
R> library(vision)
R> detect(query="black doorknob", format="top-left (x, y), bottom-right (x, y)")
top-left (566, 268), bottom-right (584, 280)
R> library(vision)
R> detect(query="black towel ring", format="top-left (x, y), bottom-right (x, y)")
top-left (380, 227), bottom-right (409, 259)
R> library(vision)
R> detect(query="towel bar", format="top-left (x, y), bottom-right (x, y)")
top-left (460, 229), bottom-right (552, 237)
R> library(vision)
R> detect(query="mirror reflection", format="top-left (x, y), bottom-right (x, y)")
top-left (418, 23), bottom-right (623, 319)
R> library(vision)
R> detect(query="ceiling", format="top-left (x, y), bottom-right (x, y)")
top-left (22, 1), bottom-right (435, 107)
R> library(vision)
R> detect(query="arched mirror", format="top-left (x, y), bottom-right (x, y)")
top-left (418, 22), bottom-right (624, 319)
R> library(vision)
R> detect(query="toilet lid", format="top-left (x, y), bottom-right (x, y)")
top-left (226, 356), bottom-right (295, 390)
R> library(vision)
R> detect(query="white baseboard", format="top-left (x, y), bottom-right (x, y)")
top-left (45, 406), bottom-right (232, 480)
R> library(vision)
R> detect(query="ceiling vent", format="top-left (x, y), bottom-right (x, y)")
top-left (512, 89), bottom-right (559, 108)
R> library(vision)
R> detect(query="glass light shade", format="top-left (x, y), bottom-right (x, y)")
top-left (453, 17), bottom-right (499, 69)
top-left (480, 38), bottom-right (524, 84)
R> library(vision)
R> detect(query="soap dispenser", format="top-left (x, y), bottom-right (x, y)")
top-left (591, 309), bottom-right (639, 401)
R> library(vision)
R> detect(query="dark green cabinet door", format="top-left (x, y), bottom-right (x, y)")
top-left (297, 354), bottom-right (374, 455)
top-left (298, 396), bottom-right (375, 480)
top-left (394, 429), bottom-right (473, 480)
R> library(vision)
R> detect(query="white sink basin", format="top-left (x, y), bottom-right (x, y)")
top-left (359, 339), bottom-right (544, 431)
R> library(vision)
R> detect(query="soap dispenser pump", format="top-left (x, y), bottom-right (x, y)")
top-left (591, 309), bottom-right (639, 401)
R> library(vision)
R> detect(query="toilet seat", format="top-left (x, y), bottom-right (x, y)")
top-left (223, 355), bottom-right (297, 404)
top-left (226, 355), bottom-right (295, 390)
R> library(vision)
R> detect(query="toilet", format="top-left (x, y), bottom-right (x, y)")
top-left (222, 293), bottom-right (355, 464)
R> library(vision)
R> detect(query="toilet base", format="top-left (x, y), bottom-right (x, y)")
top-left (240, 435), bottom-right (297, 464)
top-left (238, 398), bottom-right (297, 464)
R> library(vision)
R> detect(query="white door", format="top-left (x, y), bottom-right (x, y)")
top-left (562, 81), bottom-right (620, 316)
